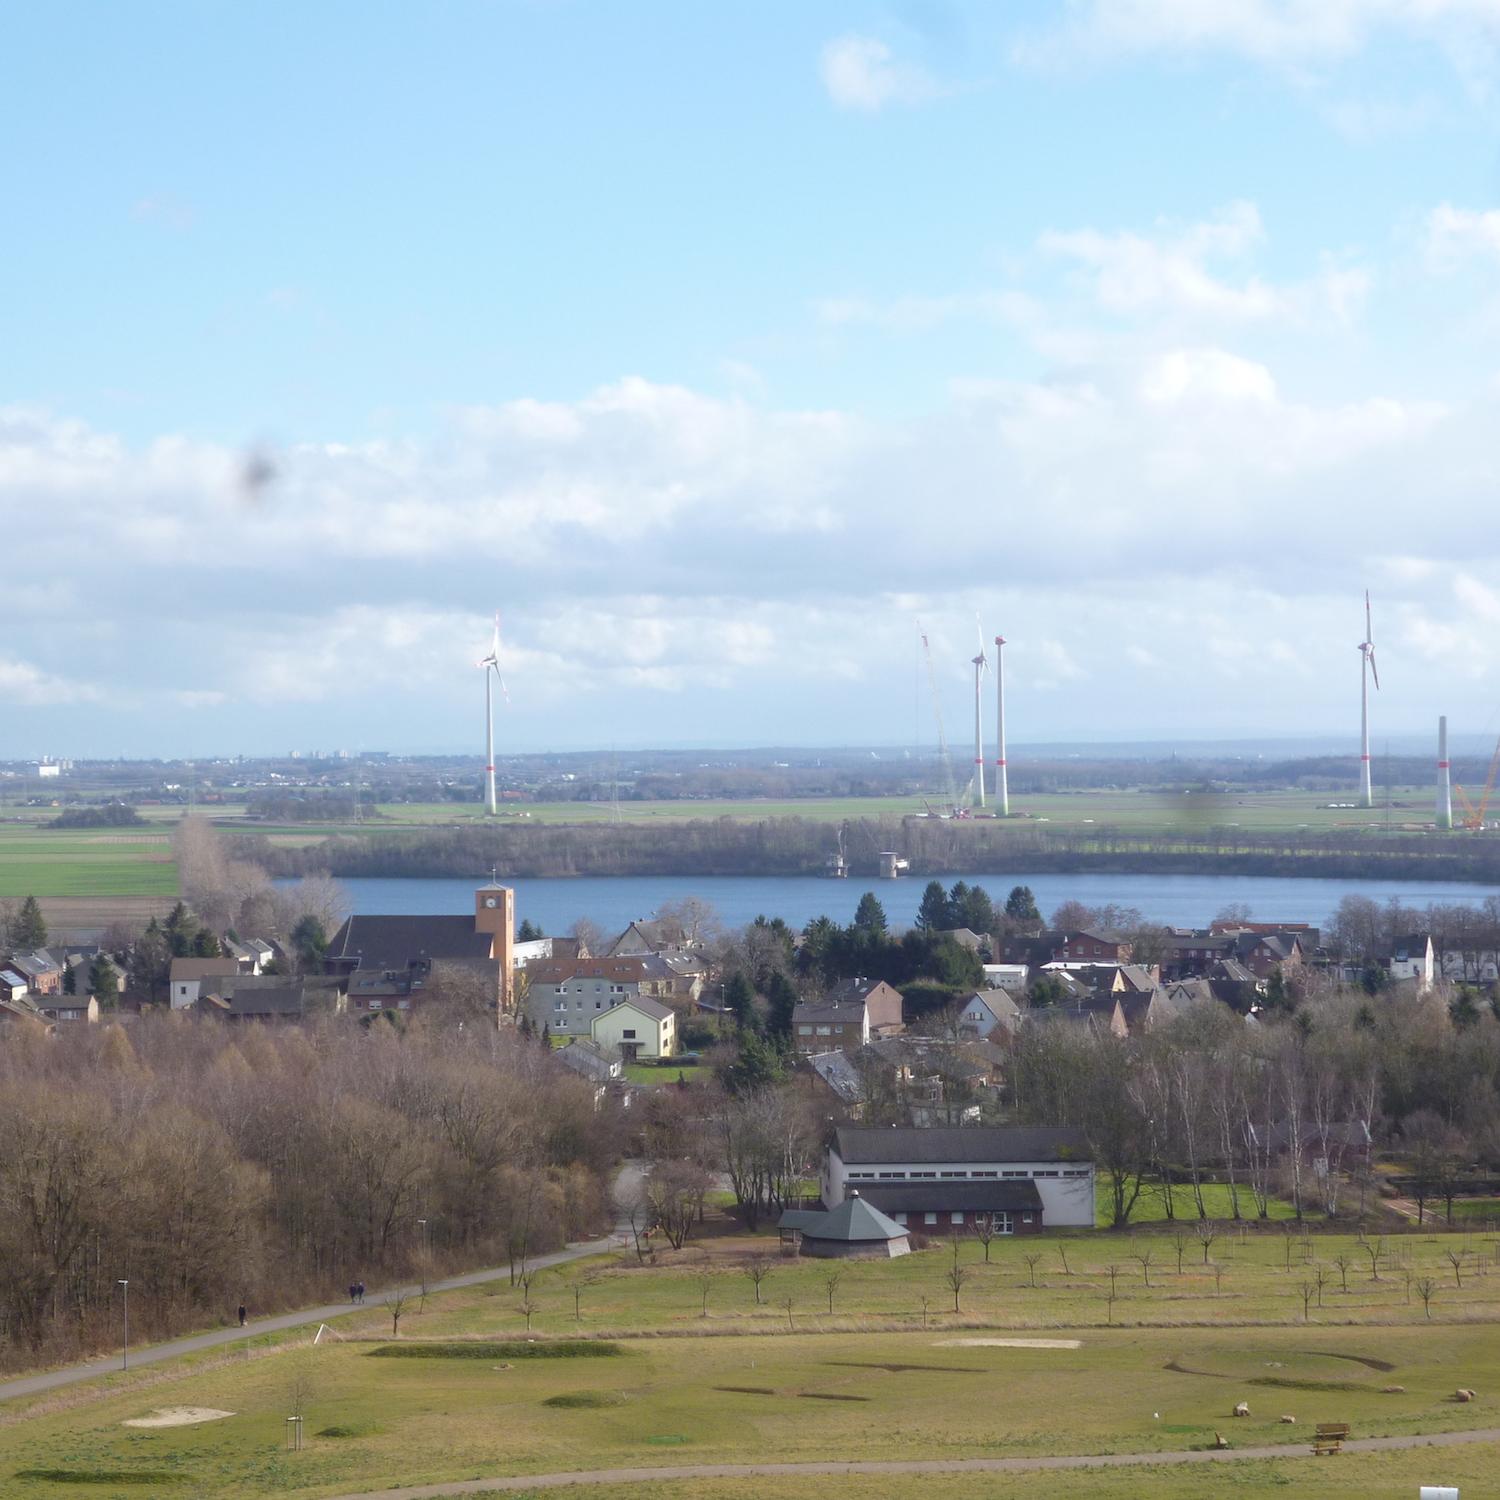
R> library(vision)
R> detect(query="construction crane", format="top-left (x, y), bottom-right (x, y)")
top-left (919, 627), bottom-right (962, 816)
top-left (1454, 734), bottom-right (1500, 830)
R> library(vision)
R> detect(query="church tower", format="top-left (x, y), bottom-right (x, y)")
top-left (475, 881), bottom-right (515, 1017)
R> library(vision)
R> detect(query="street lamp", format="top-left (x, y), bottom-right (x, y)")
top-left (417, 1219), bottom-right (429, 1300)
top-left (117, 1279), bottom-right (129, 1371)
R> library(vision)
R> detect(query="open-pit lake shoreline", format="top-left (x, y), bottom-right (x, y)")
top-left (308, 871), bottom-right (1500, 934)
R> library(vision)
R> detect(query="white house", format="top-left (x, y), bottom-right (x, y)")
top-left (822, 1125), bottom-right (1096, 1233)
top-left (1388, 934), bottom-right (1435, 991)
top-left (590, 995), bottom-right (675, 1060)
top-left (167, 957), bottom-right (241, 1010)
top-left (957, 988), bottom-right (1023, 1040)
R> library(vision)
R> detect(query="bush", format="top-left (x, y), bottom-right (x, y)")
top-left (316, 1421), bottom-right (384, 1437)
top-left (542, 1390), bottom-right (627, 1408)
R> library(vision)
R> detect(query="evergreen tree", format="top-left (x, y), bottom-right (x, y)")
top-left (765, 971), bottom-right (799, 1042)
top-left (718, 1031), bottom-right (784, 1094)
top-left (915, 881), bottom-right (950, 932)
top-left (518, 1012), bottom-right (534, 1039)
top-left (13, 894), bottom-right (47, 948)
top-left (518, 919), bottom-right (545, 941)
top-left (164, 900), bottom-right (195, 957)
top-left (953, 883), bottom-right (995, 935)
top-left (852, 891), bottom-right (888, 935)
top-left (62, 959), bottom-right (77, 995)
top-left (88, 955), bottom-right (121, 1009)
top-left (131, 919), bottom-right (172, 1006)
top-left (540, 1021), bottom-right (552, 1047)
top-left (1005, 885), bottom-right (1041, 923)
top-left (724, 971), bottom-right (757, 1033)
top-left (192, 926), bottom-right (223, 958)
top-left (290, 914), bottom-right (327, 973)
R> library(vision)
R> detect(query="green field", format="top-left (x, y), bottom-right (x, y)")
top-left (0, 824), bottom-right (178, 899)
top-left (622, 1063), bottom-right (711, 1086)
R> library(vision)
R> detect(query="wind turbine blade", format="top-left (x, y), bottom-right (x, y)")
top-left (493, 664), bottom-right (511, 705)
top-left (1365, 590), bottom-right (1373, 644)
top-left (1368, 649), bottom-right (1380, 691)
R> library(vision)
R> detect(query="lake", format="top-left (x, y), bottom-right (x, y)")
top-left (314, 871), bottom-right (1500, 935)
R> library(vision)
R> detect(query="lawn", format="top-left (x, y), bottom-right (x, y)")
top-left (623, 1063), bottom-right (710, 1086)
top-left (3, 1319), bottom-right (1497, 1499)
top-left (1097, 1178), bottom-right (1304, 1225)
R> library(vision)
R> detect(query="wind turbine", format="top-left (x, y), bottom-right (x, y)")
top-left (971, 618), bottom-right (987, 810)
top-left (993, 631), bottom-right (1009, 816)
top-left (476, 614), bottom-right (508, 816)
top-left (1358, 591), bottom-right (1379, 809)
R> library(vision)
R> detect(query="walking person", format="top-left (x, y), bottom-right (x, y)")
top-left (237, 1303), bottom-right (246, 1328)
top-left (349, 1282), bottom-right (357, 1304)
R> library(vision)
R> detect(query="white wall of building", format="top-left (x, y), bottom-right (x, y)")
top-left (824, 1148), bottom-right (1095, 1227)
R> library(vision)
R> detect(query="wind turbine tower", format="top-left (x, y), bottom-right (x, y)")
top-left (476, 614), bottom-right (507, 816)
top-left (993, 634), bottom-right (1009, 816)
top-left (1358, 592), bottom-right (1380, 809)
top-left (971, 622), bottom-right (987, 810)
top-left (1437, 715), bottom-right (1453, 830)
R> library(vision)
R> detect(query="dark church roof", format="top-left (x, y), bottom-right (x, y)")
top-left (326, 915), bottom-right (493, 970)
top-left (856, 1180), bottom-right (1043, 1215)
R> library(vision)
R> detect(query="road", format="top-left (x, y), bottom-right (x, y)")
top-left (325, 1427), bottom-right (1500, 1498)
top-left (0, 1162), bottom-right (645, 1407)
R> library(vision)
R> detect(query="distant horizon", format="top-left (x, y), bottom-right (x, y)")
top-left (2, 729), bottom-right (1490, 769)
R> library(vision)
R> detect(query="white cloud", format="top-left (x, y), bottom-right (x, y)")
top-left (820, 35), bottom-right (942, 111)
top-left (1026, 0), bottom-right (1500, 66)
top-left (0, 656), bottom-right (99, 707)
top-left (1040, 202), bottom-right (1370, 325)
top-left (1426, 202), bottom-right (1500, 267)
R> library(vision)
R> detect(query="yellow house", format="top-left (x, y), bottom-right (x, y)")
top-left (590, 995), bottom-right (675, 1060)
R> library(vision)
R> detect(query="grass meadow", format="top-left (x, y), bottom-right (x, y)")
top-left (6, 1217), bottom-right (1500, 1498)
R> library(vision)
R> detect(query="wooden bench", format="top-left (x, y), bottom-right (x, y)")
top-left (1312, 1422), bottom-right (1351, 1456)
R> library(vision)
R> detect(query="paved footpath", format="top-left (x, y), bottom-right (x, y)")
top-left (327, 1427), bottom-right (1500, 1498)
top-left (0, 1163), bottom-right (645, 1407)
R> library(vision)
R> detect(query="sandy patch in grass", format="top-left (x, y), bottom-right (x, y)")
top-left (122, 1407), bottom-right (234, 1428)
top-left (934, 1338), bottom-right (1082, 1350)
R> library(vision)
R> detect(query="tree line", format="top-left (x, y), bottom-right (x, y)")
top-left (0, 1016), bottom-right (613, 1372)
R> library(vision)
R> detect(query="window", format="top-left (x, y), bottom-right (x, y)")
top-left (911, 1171), bottom-right (936, 1179)
top-left (924, 1212), bottom-right (938, 1225)
top-left (971, 1170), bottom-right (996, 1179)
top-left (939, 1171), bottom-right (965, 1178)
top-left (878, 1171), bottom-right (905, 1179)
top-left (1034, 1170), bottom-right (1059, 1178)
top-left (816, 1025), bottom-right (831, 1036)
top-left (997, 1213), bottom-right (1014, 1234)
top-left (950, 1211), bottom-right (964, 1225)
top-left (893, 1212), bottom-right (908, 1225)
top-left (798, 1025), bottom-right (812, 1034)
top-left (623, 1028), bottom-right (636, 1039)
top-left (1003, 1170), bottom-right (1028, 1178)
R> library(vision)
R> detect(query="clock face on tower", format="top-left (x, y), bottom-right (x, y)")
top-left (484, 897), bottom-right (497, 908)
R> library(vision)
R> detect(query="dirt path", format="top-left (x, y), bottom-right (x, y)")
top-left (327, 1427), bottom-right (1500, 1498)
top-left (0, 1165), bottom-right (645, 1408)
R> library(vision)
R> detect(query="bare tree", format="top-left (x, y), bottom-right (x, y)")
top-left (1133, 1248), bottom-right (1154, 1288)
top-left (823, 1267), bottom-right (843, 1315)
top-left (1172, 1232), bottom-right (1189, 1275)
top-left (1363, 1236), bottom-right (1384, 1281)
top-left (1023, 1253), bottom-right (1042, 1288)
top-left (945, 1242), bottom-right (970, 1312)
top-left (973, 1214), bottom-right (997, 1263)
top-left (1446, 1248), bottom-right (1466, 1289)
top-left (1196, 1223), bottom-right (1219, 1265)
top-left (1298, 1281), bottom-right (1315, 1321)
top-left (1333, 1254), bottom-right (1352, 1293)
top-left (385, 1289), bottom-right (409, 1337)
top-left (744, 1258), bottom-right (772, 1306)
top-left (1415, 1276), bottom-right (1438, 1319)
top-left (696, 1271), bottom-right (713, 1318)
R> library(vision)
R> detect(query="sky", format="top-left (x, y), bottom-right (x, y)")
top-left (6, 0), bottom-right (1500, 758)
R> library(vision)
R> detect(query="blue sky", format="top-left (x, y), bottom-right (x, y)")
top-left (5, 1), bottom-right (1500, 757)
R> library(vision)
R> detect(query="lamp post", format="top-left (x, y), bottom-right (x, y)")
top-left (417, 1219), bottom-right (429, 1301)
top-left (118, 1279), bottom-right (129, 1371)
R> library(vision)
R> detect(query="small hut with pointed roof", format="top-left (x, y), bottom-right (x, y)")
top-left (777, 1191), bottom-right (911, 1260)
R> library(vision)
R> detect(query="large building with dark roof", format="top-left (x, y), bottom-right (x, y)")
top-left (324, 882), bottom-right (516, 1016)
top-left (822, 1125), bottom-right (1094, 1235)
